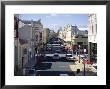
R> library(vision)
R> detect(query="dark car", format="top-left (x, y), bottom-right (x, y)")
top-left (53, 53), bottom-right (60, 59)
top-left (55, 50), bottom-right (60, 53)
top-left (28, 69), bottom-right (37, 76)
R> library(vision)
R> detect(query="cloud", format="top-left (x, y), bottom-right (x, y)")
top-left (45, 14), bottom-right (58, 18)
top-left (49, 24), bottom-right (59, 28)
top-left (47, 24), bottom-right (60, 31)
top-left (45, 14), bottom-right (71, 18)
top-left (50, 14), bottom-right (58, 16)
top-left (45, 15), bottom-right (50, 18)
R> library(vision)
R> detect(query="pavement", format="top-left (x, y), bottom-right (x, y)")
top-left (16, 56), bottom-right (38, 76)
top-left (35, 55), bottom-right (97, 76)
top-left (18, 54), bottom-right (97, 76)
top-left (69, 55), bottom-right (97, 76)
top-left (36, 61), bottom-right (74, 71)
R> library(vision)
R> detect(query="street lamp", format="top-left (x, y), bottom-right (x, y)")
top-left (29, 48), bottom-right (32, 61)
top-left (78, 45), bottom-right (80, 63)
top-left (22, 57), bottom-right (24, 67)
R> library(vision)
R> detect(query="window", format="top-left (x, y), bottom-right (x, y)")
top-left (77, 42), bottom-right (83, 45)
top-left (40, 33), bottom-right (42, 40)
top-left (23, 48), bottom-right (27, 54)
top-left (36, 35), bottom-right (38, 41)
top-left (92, 25), bottom-right (94, 34)
top-left (84, 42), bottom-right (86, 44)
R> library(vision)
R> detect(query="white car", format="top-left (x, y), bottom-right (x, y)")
top-left (53, 53), bottom-right (60, 59)
top-left (80, 55), bottom-right (85, 58)
top-left (66, 54), bottom-right (75, 60)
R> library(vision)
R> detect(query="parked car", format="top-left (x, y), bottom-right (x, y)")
top-left (53, 53), bottom-right (60, 59)
top-left (55, 50), bottom-right (60, 53)
top-left (80, 54), bottom-right (88, 60)
top-left (80, 54), bottom-right (85, 58)
top-left (66, 54), bottom-right (75, 60)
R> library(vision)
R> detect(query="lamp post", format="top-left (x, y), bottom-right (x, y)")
top-left (22, 57), bottom-right (24, 67)
top-left (29, 48), bottom-right (32, 61)
top-left (79, 45), bottom-right (80, 63)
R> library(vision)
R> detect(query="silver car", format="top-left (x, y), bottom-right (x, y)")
top-left (66, 54), bottom-right (74, 60)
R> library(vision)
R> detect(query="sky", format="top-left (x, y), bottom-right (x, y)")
top-left (19, 14), bottom-right (89, 32)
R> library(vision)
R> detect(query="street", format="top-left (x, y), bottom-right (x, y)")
top-left (14, 14), bottom-right (97, 77)
top-left (26, 37), bottom-right (97, 76)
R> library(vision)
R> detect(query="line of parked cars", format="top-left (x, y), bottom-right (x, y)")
top-left (52, 52), bottom-right (77, 61)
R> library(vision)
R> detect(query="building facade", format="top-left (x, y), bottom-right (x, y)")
top-left (19, 20), bottom-right (35, 62)
top-left (72, 35), bottom-right (88, 54)
top-left (18, 39), bottom-right (28, 69)
top-left (65, 25), bottom-right (72, 42)
top-left (14, 15), bottom-right (19, 75)
top-left (43, 28), bottom-right (50, 44)
top-left (33, 19), bottom-right (43, 53)
top-left (58, 27), bottom-right (63, 39)
top-left (14, 17), bottom-right (45, 75)
top-left (88, 14), bottom-right (97, 62)
top-left (58, 24), bottom-right (88, 53)
top-left (49, 30), bottom-right (56, 39)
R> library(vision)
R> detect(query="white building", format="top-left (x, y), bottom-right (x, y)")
top-left (60, 24), bottom-right (88, 52)
top-left (88, 14), bottom-right (97, 43)
top-left (33, 19), bottom-right (43, 52)
top-left (42, 28), bottom-right (50, 44)
top-left (65, 25), bottom-right (72, 42)
top-left (58, 27), bottom-right (63, 39)
top-left (88, 14), bottom-right (97, 62)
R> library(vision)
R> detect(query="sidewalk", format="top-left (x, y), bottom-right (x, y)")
top-left (24, 56), bottom-right (36, 68)
top-left (16, 56), bottom-right (37, 76)
top-left (69, 55), bottom-right (97, 76)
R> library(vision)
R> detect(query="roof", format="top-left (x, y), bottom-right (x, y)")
top-left (20, 20), bottom-right (36, 24)
top-left (20, 19), bottom-right (42, 25)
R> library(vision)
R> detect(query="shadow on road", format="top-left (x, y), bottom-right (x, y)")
top-left (36, 62), bottom-right (52, 70)
top-left (36, 71), bottom-right (75, 76)
top-left (42, 57), bottom-right (75, 62)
